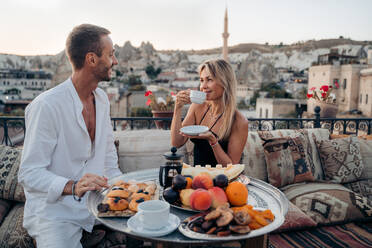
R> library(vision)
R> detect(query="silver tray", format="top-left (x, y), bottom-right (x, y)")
top-left (87, 168), bottom-right (288, 243)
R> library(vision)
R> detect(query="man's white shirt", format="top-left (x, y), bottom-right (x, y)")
top-left (18, 78), bottom-right (122, 232)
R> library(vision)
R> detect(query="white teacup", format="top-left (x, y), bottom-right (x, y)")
top-left (135, 200), bottom-right (170, 230)
top-left (190, 90), bottom-right (206, 104)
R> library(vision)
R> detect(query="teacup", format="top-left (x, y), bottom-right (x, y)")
top-left (190, 90), bottom-right (206, 104)
top-left (135, 200), bottom-right (170, 230)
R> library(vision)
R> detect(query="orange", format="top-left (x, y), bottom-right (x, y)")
top-left (225, 181), bottom-right (248, 206)
top-left (185, 177), bottom-right (193, 189)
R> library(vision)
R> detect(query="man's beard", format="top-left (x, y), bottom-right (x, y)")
top-left (96, 63), bottom-right (113, 82)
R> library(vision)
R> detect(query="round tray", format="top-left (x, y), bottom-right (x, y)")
top-left (87, 168), bottom-right (288, 244)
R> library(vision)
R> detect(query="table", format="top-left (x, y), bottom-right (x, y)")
top-left (87, 169), bottom-right (288, 248)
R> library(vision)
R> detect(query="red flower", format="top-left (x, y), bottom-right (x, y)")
top-left (307, 94), bottom-right (313, 99)
top-left (170, 92), bottom-right (176, 96)
top-left (310, 87), bottom-right (316, 91)
top-left (144, 90), bottom-right (153, 97)
top-left (320, 85), bottom-right (329, 92)
top-left (321, 92), bottom-right (327, 98)
top-left (146, 98), bottom-right (152, 106)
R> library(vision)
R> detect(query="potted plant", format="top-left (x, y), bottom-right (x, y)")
top-left (145, 90), bottom-right (175, 129)
top-left (307, 84), bottom-right (338, 118)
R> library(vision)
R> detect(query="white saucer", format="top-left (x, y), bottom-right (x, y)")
top-left (127, 213), bottom-right (180, 237)
top-left (180, 125), bottom-right (209, 136)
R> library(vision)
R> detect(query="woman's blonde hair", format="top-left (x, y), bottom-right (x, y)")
top-left (198, 59), bottom-right (237, 140)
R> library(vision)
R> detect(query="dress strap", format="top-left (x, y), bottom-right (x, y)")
top-left (199, 105), bottom-right (211, 125)
top-left (210, 112), bottom-right (224, 130)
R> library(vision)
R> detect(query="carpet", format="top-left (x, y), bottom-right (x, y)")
top-left (269, 222), bottom-right (372, 248)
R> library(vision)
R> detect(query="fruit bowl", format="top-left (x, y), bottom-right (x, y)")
top-left (162, 173), bottom-right (250, 213)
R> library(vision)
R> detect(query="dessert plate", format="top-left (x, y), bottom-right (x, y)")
top-left (180, 125), bottom-right (209, 136)
top-left (127, 213), bottom-right (180, 237)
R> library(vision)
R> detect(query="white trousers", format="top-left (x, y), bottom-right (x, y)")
top-left (25, 217), bottom-right (83, 248)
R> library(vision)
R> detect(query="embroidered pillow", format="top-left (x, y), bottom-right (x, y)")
top-left (263, 135), bottom-right (315, 188)
top-left (317, 136), bottom-right (364, 183)
top-left (0, 145), bottom-right (25, 202)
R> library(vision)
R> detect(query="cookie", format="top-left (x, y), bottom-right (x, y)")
top-left (106, 197), bottom-right (129, 211)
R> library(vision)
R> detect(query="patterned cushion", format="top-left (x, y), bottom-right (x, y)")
top-left (282, 182), bottom-right (372, 225)
top-left (317, 137), bottom-right (364, 183)
top-left (343, 179), bottom-right (372, 201)
top-left (258, 128), bottom-right (329, 180)
top-left (329, 136), bottom-right (372, 180)
top-left (263, 135), bottom-right (315, 187)
top-left (275, 201), bottom-right (317, 232)
top-left (0, 203), bottom-right (34, 248)
top-left (0, 145), bottom-right (25, 202)
top-left (0, 199), bottom-right (13, 226)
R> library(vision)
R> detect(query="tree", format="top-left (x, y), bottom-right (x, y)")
top-left (145, 65), bottom-right (162, 80)
top-left (250, 83), bottom-right (293, 106)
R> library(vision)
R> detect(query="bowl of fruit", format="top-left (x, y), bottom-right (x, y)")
top-left (162, 170), bottom-right (249, 212)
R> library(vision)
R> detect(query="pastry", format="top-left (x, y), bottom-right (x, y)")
top-left (181, 163), bottom-right (245, 181)
top-left (107, 188), bottom-right (130, 198)
top-left (106, 197), bottom-right (128, 211)
top-left (128, 184), bottom-right (139, 193)
top-left (129, 198), bottom-right (145, 212)
top-left (131, 192), bottom-right (151, 201)
top-left (137, 183), bottom-right (148, 190)
top-left (144, 185), bottom-right (156, 195)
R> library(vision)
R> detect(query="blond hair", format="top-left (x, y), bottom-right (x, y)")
top-left (198, 59), bottom-right (237, 140)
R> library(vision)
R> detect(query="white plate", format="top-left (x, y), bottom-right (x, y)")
top-left (127, 213), bottom-right (180, 237)
top-left (180, 125), bottom-right (209, 136)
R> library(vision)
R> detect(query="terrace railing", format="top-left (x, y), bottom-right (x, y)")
top-left (1, 107), bottom-right (371, 146)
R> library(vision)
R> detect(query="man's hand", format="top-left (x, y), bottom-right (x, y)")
top-left (74, 173), bottom-right (108, 198)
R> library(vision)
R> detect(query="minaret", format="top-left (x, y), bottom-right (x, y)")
top-left (222, 7), bottom-right (229, 61)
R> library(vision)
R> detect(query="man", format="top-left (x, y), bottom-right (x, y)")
top-left (18, 24), bottom-right (122, 248)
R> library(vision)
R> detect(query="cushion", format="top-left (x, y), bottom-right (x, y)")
top-left (0, 145), bottom-right (25, 202)
top-left (275, 201), bottom-right (317, 232)
top-left (263, 135), bottom-right (315, 187)
top-left (343, 179), bottom-right (372, 201)
top-left (359, 139), bottom-right (372, 180)
top-left (317, 137), bottom-right (364, 183)
top-left (0, 203), bottom-right (35, 248)
top-left (114, 130), bottom-right (187, 173)
top-left (0, 199), bottom-right (13, 226)
top-left (242, 131), bottom-right (268, 181)
top-left (282, 182), bottom-right (372, 225)
top-left (329, 135), bottom-right (372, 180)
top-left (258, 128), bottom-right (329, 180)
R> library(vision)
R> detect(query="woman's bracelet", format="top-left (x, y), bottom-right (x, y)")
top-left (209, 139), bottom-right (219, 147)
top-left (72, 181), bottom-right (81, 202)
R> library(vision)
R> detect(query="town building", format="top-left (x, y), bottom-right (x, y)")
top-left (307, 48), bottom-right (372, 116)
top-left (256, 98), bottom-right (307, 118)
top-left (0, 69), bottom-right (52, 102)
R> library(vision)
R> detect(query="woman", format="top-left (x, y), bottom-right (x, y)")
top-left (171, 59), bottom-right (248, 167)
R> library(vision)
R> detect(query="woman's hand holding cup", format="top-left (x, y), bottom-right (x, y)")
top-left (175, 90), bottom-right (191, 109)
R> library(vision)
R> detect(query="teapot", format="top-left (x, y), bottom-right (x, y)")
top-left (159, 147), bottom-right (183, 188)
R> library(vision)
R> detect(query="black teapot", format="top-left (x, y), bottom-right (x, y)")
top-left (159, 147), bottom-right (183, 188)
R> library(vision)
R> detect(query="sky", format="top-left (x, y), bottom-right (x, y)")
top-left (1, 0), bottom-right (371, 56)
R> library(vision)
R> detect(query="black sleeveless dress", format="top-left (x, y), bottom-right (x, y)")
top-left (190, 106), bottom-right (228, 167)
